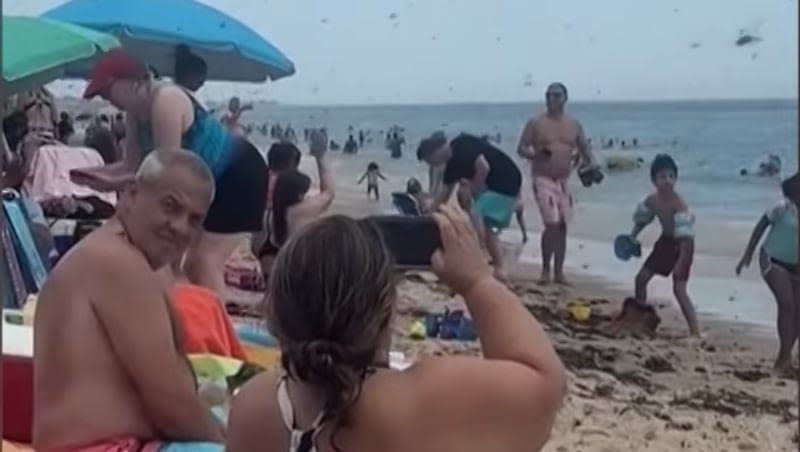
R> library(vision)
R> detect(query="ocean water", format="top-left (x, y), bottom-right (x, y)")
top-left (239, 99), bottom-right (797, 328)
top-left (247, 99), bottom-right (797, 222)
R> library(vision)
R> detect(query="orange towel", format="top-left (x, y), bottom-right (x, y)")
top-left (172, 283), bottom-right (247, 361)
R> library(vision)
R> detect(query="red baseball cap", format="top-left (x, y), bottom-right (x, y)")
top-left (82, 49), bottom-right (148, 99)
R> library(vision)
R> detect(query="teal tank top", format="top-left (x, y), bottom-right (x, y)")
top-left (136, 91), bottom-right (234, 177)
top-left (763, 199), bottom-right (797, 265)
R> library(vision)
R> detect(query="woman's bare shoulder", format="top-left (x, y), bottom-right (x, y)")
top-left (232, 370), bottom-right (280, 411)
top-left (227, 370), bottom-right (285, 451)
top-left (153, 84), bottom-right (193, 110)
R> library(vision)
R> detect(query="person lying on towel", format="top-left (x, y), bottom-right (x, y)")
top-left (33, 150), bottom-right (225, 452)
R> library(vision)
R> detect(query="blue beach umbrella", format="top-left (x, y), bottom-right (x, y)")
top-left (43, 0), bottom-right (295, 83)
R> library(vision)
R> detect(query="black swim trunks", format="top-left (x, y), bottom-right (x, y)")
top-left (203, 137), bottom-right (267, 234)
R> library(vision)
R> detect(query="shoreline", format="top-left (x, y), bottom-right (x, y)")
top-left (289, 148), bottom-right (780, 330)
top-left (53, 93), bottom-right (797, 109)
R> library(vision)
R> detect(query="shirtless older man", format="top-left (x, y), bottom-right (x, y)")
top-left (33, 150), bottom-right (225, 452)
top-left (518, 82), bottom-right (597, 284)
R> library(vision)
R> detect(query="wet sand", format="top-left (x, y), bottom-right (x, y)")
top-left (223, 149), bottom-right (798, 451)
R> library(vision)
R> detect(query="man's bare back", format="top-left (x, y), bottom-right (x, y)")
top-left (34, 223), bottom-right (167, 448)
top-left (521, 113), bottom-right (582, 180)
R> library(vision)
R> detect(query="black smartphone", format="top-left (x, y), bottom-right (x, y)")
top-left (367, 215), bottom-right (441, 269)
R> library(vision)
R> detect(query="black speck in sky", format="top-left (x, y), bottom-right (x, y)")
top-left (735, 34), bottom-right (762, 46)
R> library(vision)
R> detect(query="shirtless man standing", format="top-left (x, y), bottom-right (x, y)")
top-left (33, 150), bottom-right (225, 452)
top-left (518, 82), bottom-right (597, 284)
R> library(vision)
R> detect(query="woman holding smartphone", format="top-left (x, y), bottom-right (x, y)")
top-left (228, 204), bottom-right (566, 452)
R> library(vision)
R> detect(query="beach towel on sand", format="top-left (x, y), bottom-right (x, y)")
top-left (24, 144), bottom-right (116, 205)
top-left (173, 283), bottom-right (246, 361)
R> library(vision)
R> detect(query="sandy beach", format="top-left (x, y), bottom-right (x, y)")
top-left (391, 271), bottom-right (798, 452)
top-left (52, 100), bottom-right (798, 450)
top-left (219, 146), bottom-right (799, 451)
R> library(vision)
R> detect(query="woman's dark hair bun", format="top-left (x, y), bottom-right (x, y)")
top-left (298, 340), bottom-right (342, 373)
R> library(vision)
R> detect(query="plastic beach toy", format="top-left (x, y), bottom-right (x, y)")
top-left (235, 324), bottom-right (277, 347)
top-left (409, 319), bottom-right (427, 340)
top-left (614, 234), bottom-right (641, 261)
top-left (568, 302), bottom-right (592, 322)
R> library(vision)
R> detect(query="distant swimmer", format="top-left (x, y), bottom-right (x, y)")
top-left (517, 82), bottom-right (600, 285)
top-left (220, 96), bottom-right (253, 135)
top-left (344, 134), bottom-right (359, 154)
top-left (358, 161), bottom-right (387, 201)
top-left (740, 154), bottom-right (782, 178)
top-left (758, 154), bottom-right (782, 177)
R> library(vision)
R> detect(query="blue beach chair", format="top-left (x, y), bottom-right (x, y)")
top-left (2, 189), bottom-right (49, 295)
top-left (2, 217), bottom-right (28, 309)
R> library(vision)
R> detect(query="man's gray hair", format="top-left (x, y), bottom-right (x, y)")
top-left (135, 149), bottom-right (216, 201)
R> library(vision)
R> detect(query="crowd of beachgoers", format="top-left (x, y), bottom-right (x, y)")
top-left (2, 48), bottom-right (798, 452)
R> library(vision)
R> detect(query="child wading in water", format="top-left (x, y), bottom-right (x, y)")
top-left (358, 162), bottom-right (387, 200)
top-left (626, 154), bottom-right (700, 337)
top-left (736, 173), bottom-right (799, 371)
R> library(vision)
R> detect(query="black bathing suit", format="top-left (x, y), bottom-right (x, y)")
top-left (770, 257), bottom-right (798, 275)
top-left (257, 210), bottom-right (281, 259)
top-left (276, 359), bottom-right (391, 452)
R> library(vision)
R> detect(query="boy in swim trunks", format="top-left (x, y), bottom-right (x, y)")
top-left (627, 154), bottom-right (700, 337)
top-left (417, 132), bottom-right (522, 280)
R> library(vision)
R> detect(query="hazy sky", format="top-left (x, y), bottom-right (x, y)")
top-left (6, 0), bottom-right (798, 104)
